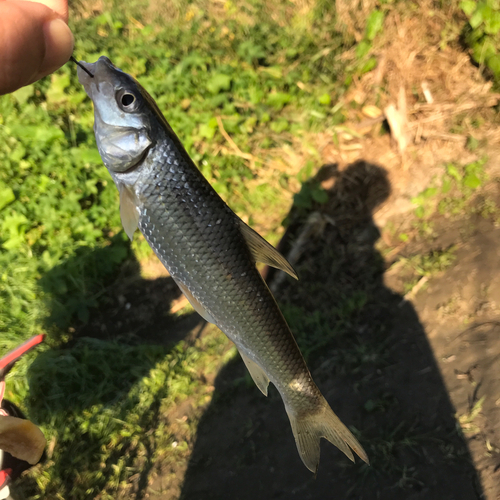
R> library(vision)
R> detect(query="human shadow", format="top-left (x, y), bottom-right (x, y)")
top-left (178, 160), bottom-right (483, 500)
top-left (16, 236), bottom-right (202, 499)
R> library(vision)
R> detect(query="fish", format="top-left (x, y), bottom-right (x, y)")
top-left (76, 56), bottom-right (368, 472)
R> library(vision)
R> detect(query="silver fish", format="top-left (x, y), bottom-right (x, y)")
top-left (77, 56), bottom-right (368, 472)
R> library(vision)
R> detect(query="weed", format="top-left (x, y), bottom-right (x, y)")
top-left (411, 158), bottom-right (489, 234)
top-left (395, 247), bottom-right (456, 294)
top-left (345, 8), bottom-right (386, 80)
top-left (461, 0), bottom-right (500, 82)
top-left (406, 248), bottom-right (457, 277)
top-left (458, 396), bottom-right (485, 434)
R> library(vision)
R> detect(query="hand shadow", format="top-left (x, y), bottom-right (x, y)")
top-left (176, 160), bottom-right (483, 500)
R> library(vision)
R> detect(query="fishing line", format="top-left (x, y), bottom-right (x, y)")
top-left (70, 56), bottom-right (94, 77)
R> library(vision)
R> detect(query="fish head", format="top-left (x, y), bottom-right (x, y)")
top-left (77, 56), bottom-right (155, 173)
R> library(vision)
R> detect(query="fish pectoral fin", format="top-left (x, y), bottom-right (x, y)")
top-left (118, 183), bottom-right (140, 241)
top-left (0, 415), bottom-right (46, 465)
top-left (173, 279), bottom-right (216, 324)
top-left (286, 398), bottom-right (369, 473)
top-left (238, 219), bottom-right (298, 280)
top-left (238, 350), bottom-right (270, 396)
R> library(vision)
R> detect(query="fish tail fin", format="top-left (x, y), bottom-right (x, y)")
top-left (287, 400), bottom-right (369, 473)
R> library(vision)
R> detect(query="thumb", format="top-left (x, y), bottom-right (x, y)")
top-left (0, 0), bottom-right (74, 95)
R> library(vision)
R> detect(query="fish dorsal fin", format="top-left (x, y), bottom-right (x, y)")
top-left (173, 278), bottom-right (216, 324)
top-left (238, 219), bottom-right (298, 280)
top-left (239, 350), bottom-right (270, 396)
top-left (118, 184), bottom-right (140, 241)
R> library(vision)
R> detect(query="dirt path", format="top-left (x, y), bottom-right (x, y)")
top-left (407, 215), bottom-right (500, 499)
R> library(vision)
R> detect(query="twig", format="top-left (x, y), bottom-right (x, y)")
top-left (384, 242), bottom-right (408, 261)
top-left (421, 81), bottom-right (433, 104)
top-left (419, 132), bottom-right (467, 143)
top-left (269, 212), bottom-right (331, 294)
top-left (127, 15), bottom-right (145, 29)
top-left (216, 116), bottom-right (262, 166)
top-left (385, 90), bottom-right (409, 153)
top-left (410, 96), bottom-right (500, 115)
top-left (399, 276), bottom-right (428, 306)
top-left (170, 295), bottom-right (189, 314)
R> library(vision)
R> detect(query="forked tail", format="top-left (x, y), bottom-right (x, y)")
top-left (287, 399), bottom-right (369, 473)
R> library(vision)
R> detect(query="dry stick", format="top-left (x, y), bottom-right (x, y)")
top-left (405, 95), bottom-right (499, 142)
top-left (421, 81), bottom-right (434, 104)
top-left (170, 295), bottom-right (189, 314)
top-left (384, 85), bottom-right (409, 154)
top-left (409, 96), bottom-right (500, 117)
top-left (414, 96), bottom-right (500, 111)
top-left (269, 212), bottom-right (331, 294)
top-left (418, 132), bottom-right (467, 143)
top-left (399, 276), bottom-right (429, 307)
top-left (384, 242), bottom-right (408, 261)
top-left (216, 116), bottom-right (263, 166)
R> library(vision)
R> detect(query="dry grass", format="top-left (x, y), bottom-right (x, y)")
top-left (322, 0), bottom-right (500, 226)
top-left (231, 1), bottom-right (500, 233)
top-left (336, 0), bottom-right (378, 41)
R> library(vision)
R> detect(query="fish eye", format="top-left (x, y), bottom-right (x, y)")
top-left (116, 89), bottom-right (140, 112)
top-left (121, 93), bottom-right (135, 107)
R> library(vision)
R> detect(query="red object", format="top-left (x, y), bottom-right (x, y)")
top-left (0, 334), bottom-right (45, 380)
top-left (0, 468), bottom-right (12, 489)
top-left (0, 335), bottom-right (46, 491)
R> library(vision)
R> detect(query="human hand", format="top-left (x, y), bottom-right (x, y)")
top-left (0, 0), bottom-right (74, 95)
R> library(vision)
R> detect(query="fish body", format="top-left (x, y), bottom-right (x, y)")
top-left (77, 56), bottom-right (368, 472)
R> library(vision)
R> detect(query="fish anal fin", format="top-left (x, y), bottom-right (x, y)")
top-left (238, 219), bottom-right (298, 280)
top-left (119, 184), bottom-right (139, 241)
top-left (174, 279), bottom-right (216, 324)
top-left (239, 350), bottom-right (270, 396)
top-left (287, 398), bottom-right (369, 473)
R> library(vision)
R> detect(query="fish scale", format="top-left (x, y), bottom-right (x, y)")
top-left (139, 149), bottom-right (298, 378)
top-left (77, 55), bottom-right (368, 472)
top-left (137, 146), bottom-right (313, 404)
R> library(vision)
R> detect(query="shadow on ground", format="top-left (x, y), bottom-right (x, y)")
top-left (17, 241), bottom-right (202, 499)
top-left (172, 161), bottom-right (483, 500)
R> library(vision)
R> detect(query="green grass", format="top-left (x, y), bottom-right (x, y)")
top-left (398, 247), bottom-right (457, 294)
top-left (411, 158), bottom-right (488, 219)
top-left (14, 331), bottom-right (231, 500)
top-left (460, 0), bottom-right (500, 82)
top-left (0, 0), bottom-right (369, 497)
top-left (408, 157), bottom-right (491, 238)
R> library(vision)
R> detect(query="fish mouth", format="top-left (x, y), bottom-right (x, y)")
top-left (77, 60), bottom-right (98, 97)
top-left (77, 57), bottom-right (117, 98)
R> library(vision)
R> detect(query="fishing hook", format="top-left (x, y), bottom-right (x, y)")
top-left (70, 56), bottom-right (94, 78)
